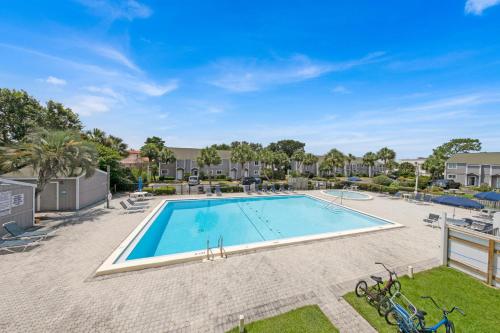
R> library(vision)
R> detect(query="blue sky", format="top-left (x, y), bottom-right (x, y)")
top-left (1, 0), bottom-right (500, 158)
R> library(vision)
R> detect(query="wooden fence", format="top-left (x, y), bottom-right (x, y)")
top-left (441, 216), bottom-right (499, 287)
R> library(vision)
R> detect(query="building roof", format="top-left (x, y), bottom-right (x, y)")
top-left (168, 147), bottom-right (232, 160)
top-left (1, 166), bottom-right (105, 179)
top-left (447, 152), bottom-right (500, 165)
top-left (0, 178), bottom-right (37, 188)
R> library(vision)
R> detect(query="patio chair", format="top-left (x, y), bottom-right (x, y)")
top-left (446, 218), bottom-right (470, 227)
top-left (206, 185), bottom-right (212, 196)
top-left (288, 184), bottom-right (294, 192)
top-left (470, 221), bottom-right (493, 233)
top-left (388, 192), bottom-right (402, 200)
top-left (279, 184), bottom-right (285, 192)
top-left (119, 201), bottom-right (146, 213)
top-left (270, 184), bottom-right (276, 193)
top-left (126, 198), bottom-right (149, 207)
top-left (262, 183), bottom-right (269, 193)
top-left (0, 238), bottom-right (41, 253)
top-left (2, 221), bottom-right (51, 240)
top-left (423, 213), bottom-right (441, 228)
top-left (215, 185), bottom-right (222, 196)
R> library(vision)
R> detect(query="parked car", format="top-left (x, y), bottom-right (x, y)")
top-left (188, 175), bottom-right (200, 186)
top-left (431, 179), bottom-right (460, 189)
top-left (241, 177), bottom-right (262, 185)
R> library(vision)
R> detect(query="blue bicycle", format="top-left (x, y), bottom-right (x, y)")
top-left (385, 294), bottom-right (465, 333)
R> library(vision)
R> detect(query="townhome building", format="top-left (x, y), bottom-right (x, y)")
top-left (444, 152), bottom-right (500, 188)
top-left (123, 147), bottom-right (386, 180)
top-left (158, 147), bottom-right (262, 180)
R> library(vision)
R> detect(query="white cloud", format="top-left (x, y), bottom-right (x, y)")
top-left (332, 85), bottom-right (351, 94)
top-left (134, 81), bottom-right (178, 96)
top-left (78, 0), bottom-right (152, 21)
top-left (465, 0), bottom-right (500, 15)
top-left (70, 95), bottom-right (118, 116)
top-left (85, 86), bottom-right (121, 99)
top-left (91, 45), bottom-right (141, 72)
top-left (45, 76), bottom-right (67, 85)
top-left (209, 52), bottom-right (386, 92)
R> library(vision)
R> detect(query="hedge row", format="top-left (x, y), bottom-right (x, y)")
top-left (142, 186), bottom-right (176, 195)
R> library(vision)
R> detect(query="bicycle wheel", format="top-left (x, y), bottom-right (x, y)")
top-left (385, 308), bottom-right (400, 326)
top-left (377, 296), bottom-right (391, 316)
top-left (355, 280), bottom-right (368, 297)
top-left (389, 280), bottom-right (401, 296)
top-left (446, 321), bottom-right (455, 333)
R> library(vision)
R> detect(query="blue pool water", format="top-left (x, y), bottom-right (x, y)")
top-left (324, 190), bottom-right (371, 200)
top-left (125, 195), bottom-right (388, 261)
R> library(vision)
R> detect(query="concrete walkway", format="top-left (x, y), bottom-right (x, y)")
top-left (0, 191), bottom-right (476, 332)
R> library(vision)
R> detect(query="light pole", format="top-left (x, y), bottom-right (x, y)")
top-left (414, 162), bottom-right (419, 196)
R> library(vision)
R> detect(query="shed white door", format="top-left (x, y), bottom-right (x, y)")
top-left (176, 169), bottom-right (184, 180)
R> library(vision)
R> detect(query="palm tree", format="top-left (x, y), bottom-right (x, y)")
top-left (108, 135), bottom-right (128, 156)
top-left (0, 129), bottom-right (97, 200)
top-left (303, 153), bottom-right (318, 175)
top-left (291, 150), bottom-right (306, 174)
top-left (271, 151), bottom-right (289, 179)
top-left (344, 153), bottom-right (356, 177)
top-left (257, 148), bottom-right (274, 180)
top-left (196, 146), bottom-right (221, 186)
top-left (362, 152), bottom-right (378, 177)
top-left (158, 147), bottom-right (176, 178)
top-left (84, 128), bottom-right (107, 144)
top-left (140, 143), bottom-right (160, 181)
top-left (324, 148), bottom-right (345, 176)
top-left (231, 143), bottom-right (255, 180)
top-left (377, 147), bottom-right (396, 174)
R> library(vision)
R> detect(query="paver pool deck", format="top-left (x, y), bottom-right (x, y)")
top-left (0, 191), bottom-right (478, 332)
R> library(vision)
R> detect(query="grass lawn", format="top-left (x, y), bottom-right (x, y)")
top-left (226, 305), bottom-right (338, 333)
top-left (344, 266), bottom-right (500, 332)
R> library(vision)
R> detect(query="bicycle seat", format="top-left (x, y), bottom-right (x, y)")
top-left (370, 275), bottom-right (383, 284)
top-left (416, 310), bottom-right (427, 320)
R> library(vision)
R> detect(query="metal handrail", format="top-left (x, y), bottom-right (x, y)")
top-left (218, 235), bottom-right (227, 258)
top-left (206, 240), bottom-right (215, 260)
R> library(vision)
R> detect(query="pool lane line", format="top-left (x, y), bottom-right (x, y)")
top-left (235, 202), bottom-right (268, 241)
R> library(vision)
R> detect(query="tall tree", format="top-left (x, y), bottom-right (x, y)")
top-left (257, 148), bottom-right (274, 180)
top-left (196, 146), bottom-right (221, 186)
top-left (344, 153), bottom-right (356, 176)
top-left (230, 143), bottom-right (255, 180)
top-left (43, 101), bottom-right (82, 131)
top-left (303, 153), bottom-right (319, 175)
top-left (291, 150), bottom-right (306, 174)
top-left (423, 138), bottom-right (481, 178)
top-left (0, 89), bottom-right (82, 144)
top-left (271, 151), bottom-right (290, 178)
top-left (0, 129), bottom-right (97, 198)
top-left (140, 143), bottom-right (160, 181)
top-left (267, 139), bottom-right (305, 158)
top-left (398, 162), bottom-right (416, 177)
top-left (362, 152), bottom-right (378, 177)
top-left (377, 147), bottom-right (396, 174)
top-left (322, 149), bottom-right (345, 176)
top-left (84, 129), bottom-right (128, 156)
top-left (145, 136), bottom-right (165, 150)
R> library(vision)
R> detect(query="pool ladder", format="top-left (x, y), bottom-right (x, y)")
top-left (205, 235), bottom-right (227, 261)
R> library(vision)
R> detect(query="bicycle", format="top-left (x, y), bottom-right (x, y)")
top-left (354, 262), bottom-right (401, 315)
top-left (385, 294), bottom-right (465, 333)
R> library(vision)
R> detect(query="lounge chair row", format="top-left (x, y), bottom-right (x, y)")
top-left (1, 221), bottom-right (53, 253)
top-left (422, 213), bottom-right (495, 234)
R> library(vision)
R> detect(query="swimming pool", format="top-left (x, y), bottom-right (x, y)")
top-left (323, 189), bottom-right (372, 200)
top-left (97, 194), bottom-right (399, 275)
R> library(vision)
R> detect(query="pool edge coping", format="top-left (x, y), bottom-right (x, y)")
top-left (95, 193), bottom-right (403, 276)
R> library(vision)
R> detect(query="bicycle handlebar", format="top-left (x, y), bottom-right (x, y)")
top-left (375, 262), bottom-right (396, 275)
top-left (421, 296), bottom-right (465, 316)
top-left (450, 307), bottom-right (465, 316)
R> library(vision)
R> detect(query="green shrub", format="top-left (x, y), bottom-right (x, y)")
top-left (475, 183), bottom-right (492, 192)
top-left (220, 186), bottom-right (244, 193)
top-left (142, 186), bottom-right (176, 195)
top-left (215, 175), bottom-right (227, 180)
top-left (372, 175), bottom-right (393, 186)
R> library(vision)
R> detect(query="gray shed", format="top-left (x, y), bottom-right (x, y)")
top-left (2, 167), bottom-right (108, 212)
top-left (0, 178), bottom-right (36, 237)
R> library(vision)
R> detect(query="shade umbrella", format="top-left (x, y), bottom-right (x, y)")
top-left (473, 191), bottom-right (500, 202)
top-left (138, 176), bottom-right (143, 192)
top-left (431, 195), bottom-right (484, 209)
top-left (348, 176), bottom-right (362, 182)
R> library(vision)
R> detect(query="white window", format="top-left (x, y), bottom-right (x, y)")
top-left (447, 174), bottom-right (456, 179)
top-left (216, 170), bottom-right (222, 175)
top-left (254, 161), bottom-right (259, 166)
top-left (447, 163), bottom-right (457, 169)
top-left (253, 170), bottom-right (259, 175)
